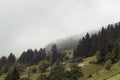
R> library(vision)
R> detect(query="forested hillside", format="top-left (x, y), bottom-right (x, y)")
top-left (0, 22), bottom-right (120, 80)
top-left (75, 22), bottom-right (120, 61)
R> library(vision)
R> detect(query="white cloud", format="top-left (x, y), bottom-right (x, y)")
top-left (0, 0), bottom-right (120, 56)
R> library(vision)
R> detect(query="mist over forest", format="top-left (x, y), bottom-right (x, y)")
top-left (1, 0), bottom-right (120, 80)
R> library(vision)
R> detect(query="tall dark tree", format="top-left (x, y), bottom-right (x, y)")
top-left (76, 33), bottom-right (92, 57)
top-left (18, 49), bottom-right (34, 65)
top-left (90, 34), bottom-right (98, 55)
top-left (51, 44), bottom-right (58, 64)
top-left (7, 53), bottom-right (16, 65)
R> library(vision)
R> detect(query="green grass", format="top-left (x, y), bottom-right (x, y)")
top-left (78, 56), bottom-right (103, 80)
top-left (81, 64), bottom-right (103, 80)
top-left (108, 74), bottom-right (120, 80)
top-left (81, 61), bottom-right (120, 80)
top-left (64, 49), bottom-right (74, 59)
top-left (81, 56), bottom-right (96, 65)
top-left (78, 56), bottom-right (120, 80)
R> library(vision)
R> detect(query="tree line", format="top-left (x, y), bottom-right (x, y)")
top-left (0, 44), bottom-right (66, 75)
top-left (74, 22), bottom-right (120, 64)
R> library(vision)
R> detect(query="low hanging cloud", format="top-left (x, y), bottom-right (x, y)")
top-left (0, 0), bottom-right (120, 56)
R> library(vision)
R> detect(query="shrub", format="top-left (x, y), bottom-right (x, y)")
top-left (38, 60), bottom-right (50, 73)
top-left (5, 66), bottom-right (20, 80)
top-left (95, 51), bottom-right (102, 63)
top-left (31, 66), bottom-right (37, 73)
top-left (104, 59), bottom-right (112, 70)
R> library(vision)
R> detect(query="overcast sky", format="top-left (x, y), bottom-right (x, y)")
top-left (0, 0), bottom-right (120, 57)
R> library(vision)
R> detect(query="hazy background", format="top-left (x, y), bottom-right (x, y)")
top-left (0, 0), bottom-right (120, 57)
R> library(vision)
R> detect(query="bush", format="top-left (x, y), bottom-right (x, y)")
top-left (104, 59), bottom-right (112, 70)
top-left (69, 64), bottom-right (83, 80)
top-left (5, 66), bottom-right (20, 80)
top-left (0, 65), bottom-right (9, 74)
top-left (95, 51), bottom-right (102, 63)
top-left (38, 60), bottom-right (50, 73)
top-left (31, 66), bottom-right (37, 73)
top-left (64, 64), bottom-right (83, 80)
top-left (49, 64), bottom-right (65, 80)
top-left (16, 63), bottom-right (26, 73)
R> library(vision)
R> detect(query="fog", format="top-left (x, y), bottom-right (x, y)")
top-left (0, 0), bottom-right (120, 56)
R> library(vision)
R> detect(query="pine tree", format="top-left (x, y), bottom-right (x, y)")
top-left (7, 53), bottom-right (16, 65)
top-left (51, 44), bottom-right (58, 64)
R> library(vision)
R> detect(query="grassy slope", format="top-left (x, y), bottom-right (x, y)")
top-left (108, 74), bottom-right (120, 80)
top-left (1, 51), bottom-right (120, 80)
top-left (80, 57), bottom-right (120, 80)
top-left (79, 56), bottom-right (103, 80)
top-left (24, 57), bottom-right (120, 80)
